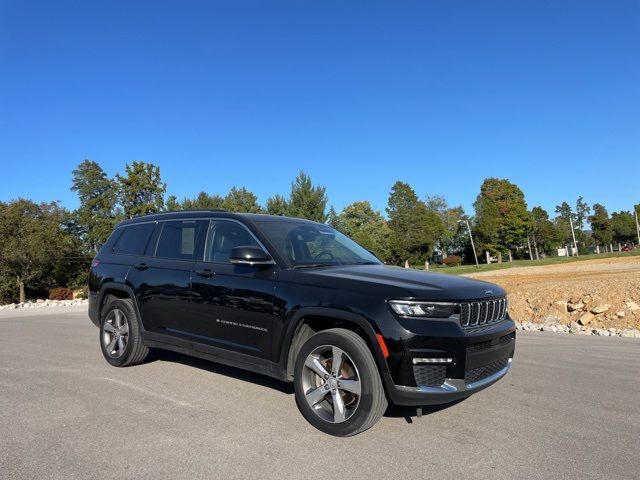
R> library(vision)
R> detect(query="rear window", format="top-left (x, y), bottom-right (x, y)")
top-left (112, 223), bottom-right (155, 255)
top-left (155, 220), bottom-right (205, 260)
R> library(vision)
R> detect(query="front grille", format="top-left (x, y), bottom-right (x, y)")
top-left (413, 365), bottom-right (446, 387)
top-left (465, 356), bottom-right (510, 384)
top-left (497, 331), bottom-right (516, 345)
top-left (460, 297), bottom-right (507, 328)
top-left (467, 332), bottom-right (515, 353)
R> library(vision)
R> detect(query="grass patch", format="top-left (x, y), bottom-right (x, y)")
top-left (411, 250), bottom-right (640, 276)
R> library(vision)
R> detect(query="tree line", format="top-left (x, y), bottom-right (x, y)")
top-left (0, 159), bottom-right (638, 303)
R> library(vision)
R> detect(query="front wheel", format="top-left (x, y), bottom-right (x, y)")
top-left (293, 328), bottom-right (388, 436)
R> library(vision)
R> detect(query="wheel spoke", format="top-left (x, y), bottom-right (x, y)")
top-left (331, 347), bottom-right (344, 377)
top-left (114, 310), bottom-right (123, 328)
top-left (338, 379), bottom-right (361, 396)
top-left (103, 322), bottom-right (116, 334)
top-left (332, 390), bottom-right (346, 422)
top-left (117, 337), bottom-right (125, 352)
top-left (106, 336), bottom-right (118, 353)
top-left (305, 385), bottom-right (329, 406)
top-left (119, 323), bottom-right (129, 335)
top-left (304, 355), bottom-right (330, 379)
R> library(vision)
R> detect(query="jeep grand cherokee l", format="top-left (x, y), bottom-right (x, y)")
top-left (89, 211), bottom-right (515, 436)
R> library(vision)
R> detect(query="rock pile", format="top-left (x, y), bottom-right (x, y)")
top-left (516, 318), bottom-right (640, 338)
top-left (0, 299), bottom-right (88, 310)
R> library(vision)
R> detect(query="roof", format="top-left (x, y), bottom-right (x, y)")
top-left (117, 210), bottom-right (320, 227)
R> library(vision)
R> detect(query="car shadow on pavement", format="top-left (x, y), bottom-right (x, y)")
top-left (384, 399), bottom-right (466, 423)
top-left (148, 349), bottom-right (295, 395)
top-left (147, 349), bottom-right (465, 424)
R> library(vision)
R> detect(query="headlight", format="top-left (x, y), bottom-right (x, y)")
top-left (388, 300), bottom-right (457, 318)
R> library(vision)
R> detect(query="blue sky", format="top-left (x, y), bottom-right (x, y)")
top-left (1, 0), bottom-right (638, 218)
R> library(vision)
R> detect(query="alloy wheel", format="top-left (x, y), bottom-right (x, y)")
top-left (102, 308), bottom-right (129, 359)
top-left (301, 345), bottom-right (362, 423)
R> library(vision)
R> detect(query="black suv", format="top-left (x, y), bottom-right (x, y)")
top-left (89, 211), bottom-right (515, 436)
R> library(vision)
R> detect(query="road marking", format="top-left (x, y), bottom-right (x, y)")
top-left (101, 377), bottom-right (196, 408)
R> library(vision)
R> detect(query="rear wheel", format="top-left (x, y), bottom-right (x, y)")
top-left (100, 298), bottom-right (148, 367)
top-left (293, 328), bottom-right (387, 436)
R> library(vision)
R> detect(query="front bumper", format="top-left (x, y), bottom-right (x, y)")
top-left (384, 357), bottom-right (512, 406)
top-left (381, 319), bottom-right (516, 406)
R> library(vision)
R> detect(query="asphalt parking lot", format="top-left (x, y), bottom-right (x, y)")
top-left (1, 306), bottom-right (639, 480)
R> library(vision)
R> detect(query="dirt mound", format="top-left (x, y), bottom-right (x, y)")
top-left (464, 256), bottom-right (640, 330)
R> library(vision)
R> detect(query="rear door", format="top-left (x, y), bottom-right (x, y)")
top-left (189, 219), bottom-right (279, 359)
top-left (126, 219), bottom-right (206, 334)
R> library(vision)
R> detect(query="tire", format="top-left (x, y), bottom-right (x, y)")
top-left (293, 328), bottom-right (388, 436)
top-left (99, 298), bottom-right (149, 367)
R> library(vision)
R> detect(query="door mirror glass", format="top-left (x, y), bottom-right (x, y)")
top-left (229, 246), bottom-right (274, 267)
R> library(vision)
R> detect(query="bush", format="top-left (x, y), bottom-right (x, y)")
top-left (73, 287), bottom-right (88, 300)
top-left (442, 255), bottom-right (463, 267)
top-left (48, 287), bottom-right (73, 300)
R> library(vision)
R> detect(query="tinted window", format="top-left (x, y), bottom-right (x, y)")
top-left (256, 221), bottom-right (381, 267)
top-left (205, 220), bottom-right (259, 263)
top-left (155, 220), bottom-right (205, 260)
top-left (112, 223), bottom-right (156, 255)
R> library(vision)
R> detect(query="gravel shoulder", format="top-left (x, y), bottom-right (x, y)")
top-left (1, 307), bottom-right (639, 480)
top-left (464, 256), bottom-right (640, 330)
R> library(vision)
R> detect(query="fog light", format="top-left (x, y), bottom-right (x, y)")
top-left (412, 358), bottom-right (454, 365)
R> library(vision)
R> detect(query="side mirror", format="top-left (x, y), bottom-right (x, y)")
top-left (229, 245), bottom-right (275, 267)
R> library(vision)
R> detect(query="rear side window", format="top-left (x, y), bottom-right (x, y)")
top-left (112, 223), bottom-right (156, 255)
top-left (155, 220), bottom-right (205, 260)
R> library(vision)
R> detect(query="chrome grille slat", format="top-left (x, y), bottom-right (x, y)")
top-left (459, 297), bottom-right (507, 329)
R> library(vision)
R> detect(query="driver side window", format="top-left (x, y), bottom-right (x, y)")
top-left (204, 220), bottom-right (259, 263)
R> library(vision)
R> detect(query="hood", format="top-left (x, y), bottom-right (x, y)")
top-left (295, 264), bottom-right (506, 301)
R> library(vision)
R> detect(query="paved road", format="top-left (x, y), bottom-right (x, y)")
top-left (1, 307), bottom-right (639, 480)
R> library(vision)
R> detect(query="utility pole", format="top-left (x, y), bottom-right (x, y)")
top-left (635, 208), bottom-right (640, 246)
top-left (459, 220), bottom-right (479, 268)
top-left (569, 215), bottom-right (579, 257)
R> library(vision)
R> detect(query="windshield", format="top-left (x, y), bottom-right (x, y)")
top-left (256, 221), bottom-right (382, 268)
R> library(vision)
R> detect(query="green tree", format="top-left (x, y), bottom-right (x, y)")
top-left (425, 195), bottom-right (465, 259)
top-left (0, 200), bottom-right (78, 303)
top-left (386, 181), bottom-right (443, 264)
top-left (116, 161), bottom-right (166, 218)
top-left (473, 178), bottom-right (532, 261)
top-left (589, 203), bottom-right (613, 249)
top-left (574, 196), bottom-right (591, 244)
top-left (575, 196), bottom-right (590, 231)
top-left (530, 206), bottom-right (558, 257)
top-left (473, 196), bottom-right (501, 261)
top-left (266, 194), bottom-right (289, 216)
top-left (327, 206), bottom-right (339, 228)
top-left (334, 201), bottom-right (392, 261)
top-left (165, 195), bottom-right (180, 211)
top-left (610, 211), bottom-right (636, 244)
top-left (554, 201), bottom-right (575, 246)
top-left (71, 159), bottom-right (119, 252)
top-left (222, 187), bottom-right (262, 213)
top-left (286, 172), bottom-right (328, 222)
top-left (182, 191), bottom-right (225, 210)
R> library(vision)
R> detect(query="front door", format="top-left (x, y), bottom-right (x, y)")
top-left (190, 219), bottom-right (277, 359)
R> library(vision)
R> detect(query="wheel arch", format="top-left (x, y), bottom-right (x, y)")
top-left (281, 307), bottom-right (390, 381)
top-left (97, 283), bottom-right (145, 331)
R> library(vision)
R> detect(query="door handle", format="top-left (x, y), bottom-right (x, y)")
top-left (195, 269), bottom-right (215, 278)
top-left (133, 263), bottom-right (148, 271)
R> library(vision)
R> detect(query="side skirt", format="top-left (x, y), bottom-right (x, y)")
top-left (141, 331), bottom-right (289, 382)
